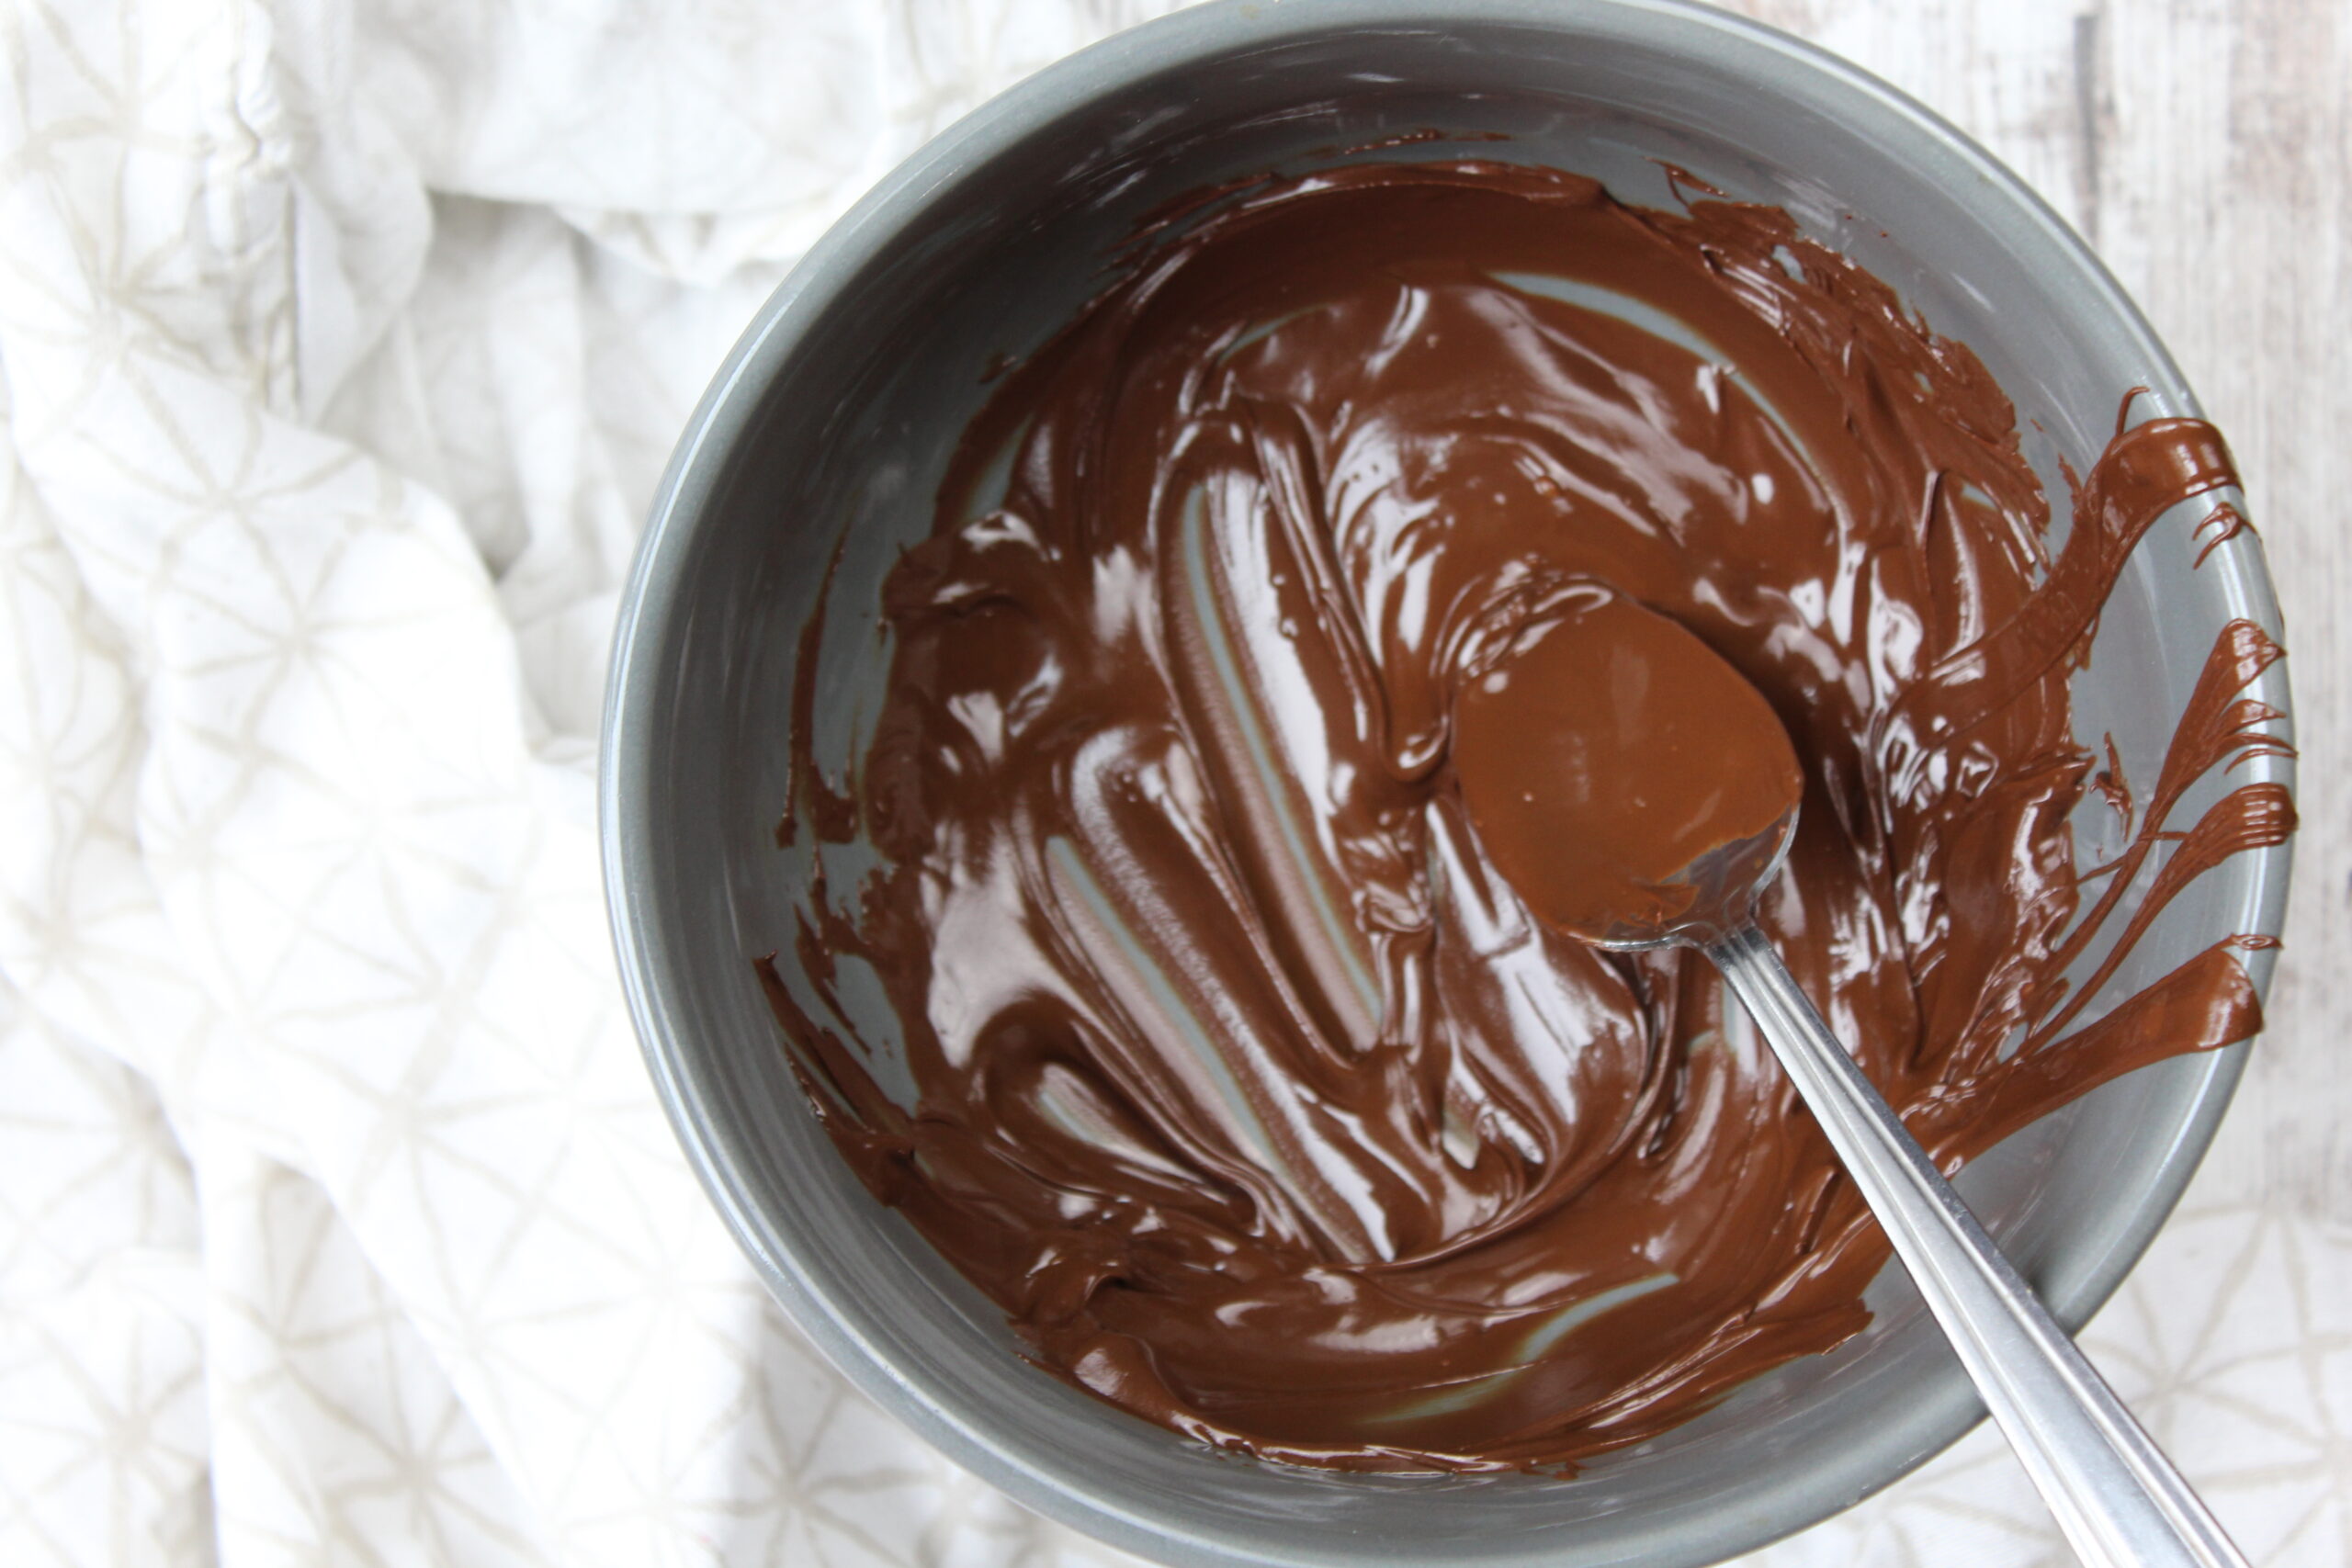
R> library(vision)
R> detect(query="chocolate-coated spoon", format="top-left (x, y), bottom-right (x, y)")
top-left (1453, 588), bottom-right (2246, 1568)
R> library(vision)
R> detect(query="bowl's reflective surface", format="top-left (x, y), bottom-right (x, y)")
top-left (602, 3), bottom-right (2292, 1563)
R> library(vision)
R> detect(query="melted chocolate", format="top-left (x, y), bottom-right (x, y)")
top-left (762, 162), bottom-right (2293, 1472)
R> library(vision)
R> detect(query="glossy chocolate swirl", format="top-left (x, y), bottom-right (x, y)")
top-left (762, 161), bottom-right (2293, 1472)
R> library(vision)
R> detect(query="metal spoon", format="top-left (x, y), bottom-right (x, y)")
top-left (1452, 592), bottom-right (2247, 1568)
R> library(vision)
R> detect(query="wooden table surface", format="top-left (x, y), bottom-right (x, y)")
top-left (1716, 0), bottom-right (2348, 1226)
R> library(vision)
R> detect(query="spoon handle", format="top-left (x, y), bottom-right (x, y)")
top-left (1704, 921), bottom-right (2247, 1568)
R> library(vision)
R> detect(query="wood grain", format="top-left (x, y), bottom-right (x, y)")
top-left (1722, 0), bottom-right (2351, 1224)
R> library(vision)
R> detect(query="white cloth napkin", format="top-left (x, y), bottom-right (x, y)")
top-left (0, 4), bottom-right (2342, 1565)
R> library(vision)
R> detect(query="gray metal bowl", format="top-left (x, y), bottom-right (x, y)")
top-left (600, 3), bottom-right (2295, 1563)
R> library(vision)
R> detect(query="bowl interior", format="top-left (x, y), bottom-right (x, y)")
top-left (604, 4), bottom-right (2291, 1565)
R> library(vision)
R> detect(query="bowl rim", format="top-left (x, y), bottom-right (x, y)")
top-left (600, 2), bottom-right (2295, 1563)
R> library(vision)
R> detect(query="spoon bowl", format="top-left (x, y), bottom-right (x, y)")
top-left (1451, 585), bottom-right (1804, 948)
